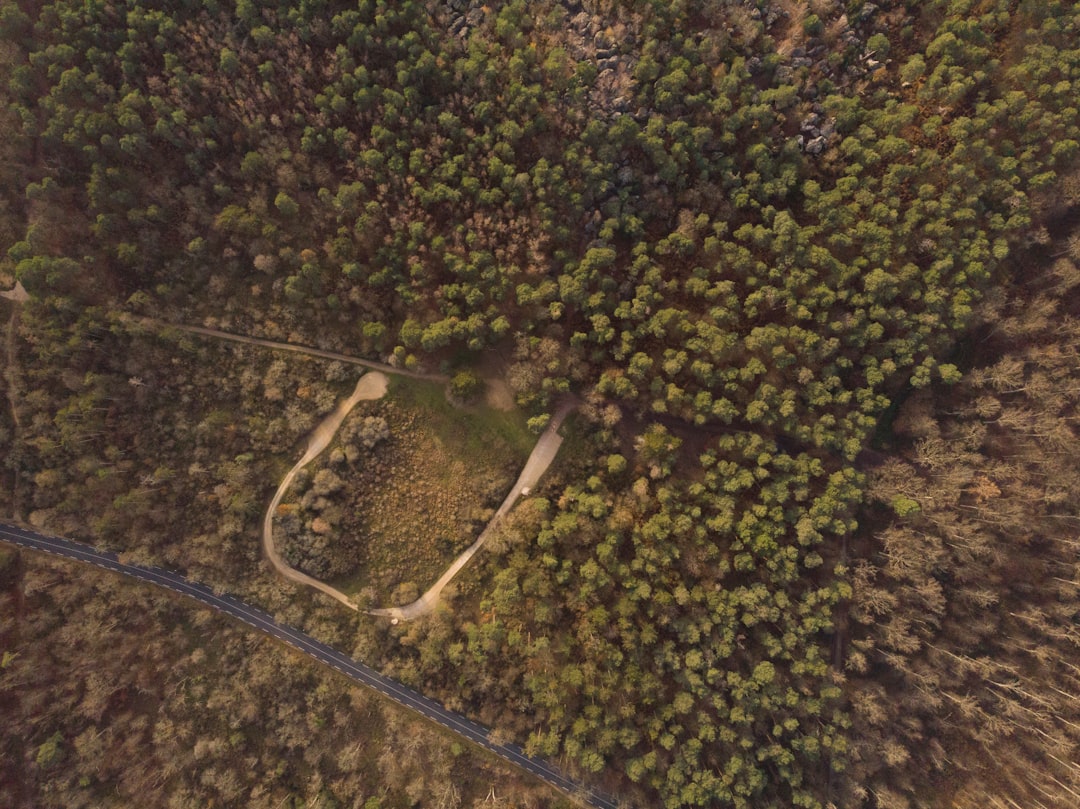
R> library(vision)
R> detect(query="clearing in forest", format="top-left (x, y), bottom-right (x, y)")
top-left (274, 375), bottom-right (534, 606)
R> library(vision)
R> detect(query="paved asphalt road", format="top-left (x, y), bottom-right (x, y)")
top-left (0, 521), bottom-right (620, 809)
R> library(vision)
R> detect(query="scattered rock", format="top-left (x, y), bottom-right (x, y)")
top-left (0, 281), bottom-right (28, 302)
top-left (858, 3), bottom-right (880, 22)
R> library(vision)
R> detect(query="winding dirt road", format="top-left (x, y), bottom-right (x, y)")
top-left (236, 323), bottom-right (576, 621)
top-left (263, 372), bottom-right (389, 608)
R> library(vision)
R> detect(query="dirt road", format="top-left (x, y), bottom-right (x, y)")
top-left (174, 318), bottom-right (576, 620)
top-left (262, 372), bottom-right (389, 609)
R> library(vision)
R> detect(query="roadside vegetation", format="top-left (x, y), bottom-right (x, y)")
top-left (0, 552), bottom-right (560, 809)
top-left (2, 1), bottom-right (1080, 808)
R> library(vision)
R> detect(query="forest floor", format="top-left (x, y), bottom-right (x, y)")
top-left (484, 377), bottom-right (515, 411)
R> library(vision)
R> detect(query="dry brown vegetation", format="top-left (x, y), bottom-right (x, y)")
top-left (278, 379), bottom-right (530, 605)
top-left (839, 220), bottom-right (1080, 809)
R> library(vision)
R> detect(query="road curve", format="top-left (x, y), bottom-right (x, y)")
top-left (262, 372), bottom-right (389, 609)
top-left (0, 521), bottom-right (620, 809)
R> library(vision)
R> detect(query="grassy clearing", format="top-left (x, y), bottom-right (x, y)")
top-left (388, 375), bottom-right (535, 460)
top-left (279, 375), bottom-right (535, 604)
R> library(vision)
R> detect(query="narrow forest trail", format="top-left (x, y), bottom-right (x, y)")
top-left (161, 321), bottom-right (448, 381)
top-left (263, 372), bottom-right (389, 610)
top-left (1, 282), bottom-right (26, 432)
top-left (3, 297), bottom-right (21, 433)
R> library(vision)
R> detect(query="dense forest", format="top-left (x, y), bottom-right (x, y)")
top-left (2, 0), bottom-right (1080, 807)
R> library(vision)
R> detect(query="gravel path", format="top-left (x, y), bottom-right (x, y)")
top-left (0, 281), bottom-right (28, 303)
